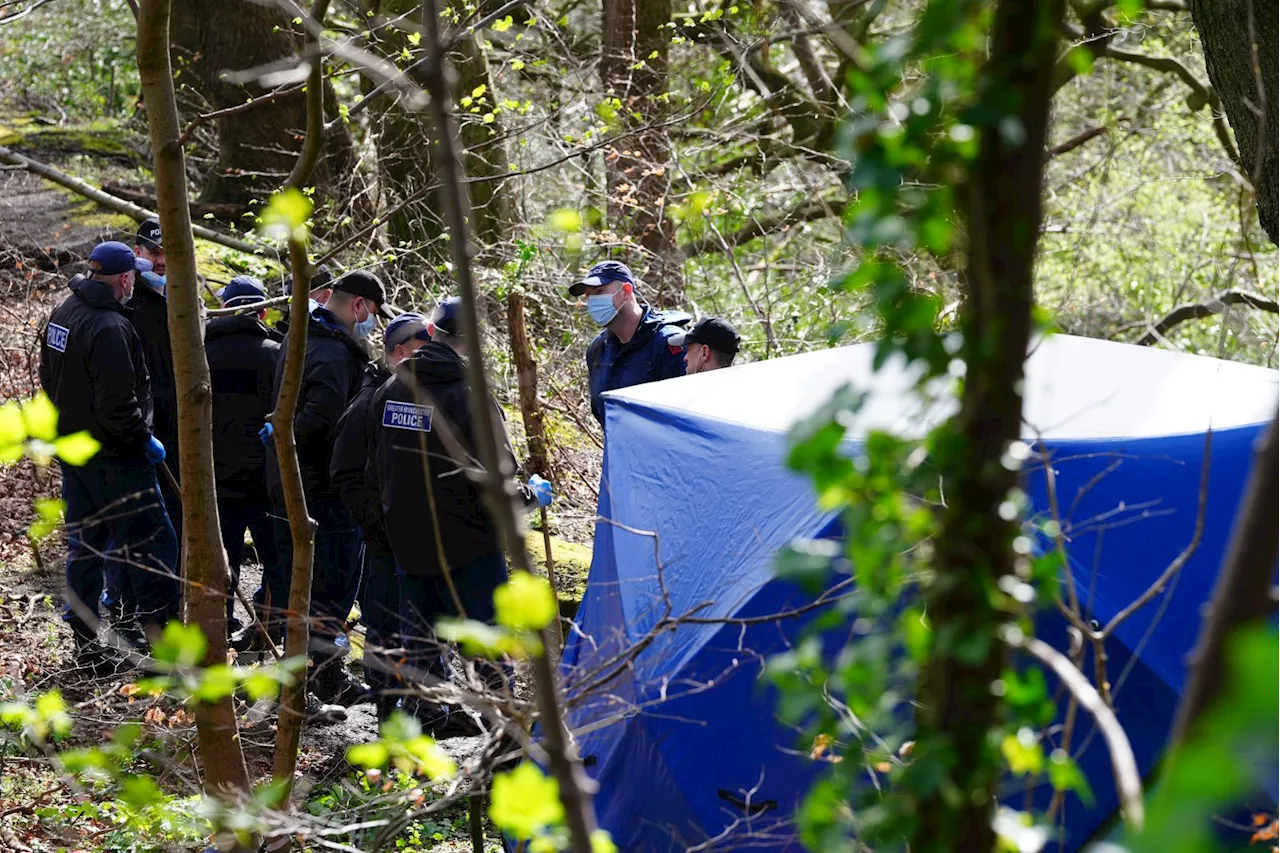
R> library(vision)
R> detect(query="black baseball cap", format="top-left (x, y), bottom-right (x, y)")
top-left (135, 218), bottom-right (162, 251)
top-left (332, 270), bottom-right (396, 318)
top-left (669, 317), bottom-right (740, 354)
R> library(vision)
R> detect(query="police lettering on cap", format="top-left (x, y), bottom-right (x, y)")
top-left (668, 317), bottom-right (740, 354)
top-left (135, 218), bottom-right (162, 251)
top-left (332, 270), bottom-right (396, 318)
top-left (568, 260), bottom-right (637, 297)
top-left (384, 311), bottom-right (430, 351)
top-left (88, 241), bottom-right (153, 276)
top-left (219, 275), bottom-right (267, 307)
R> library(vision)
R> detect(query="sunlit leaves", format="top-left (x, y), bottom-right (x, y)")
top-left (490, 763), bottom-right (563, 840)
top-left (0, 394), bottom-right (99, 467)
top-left (29, 497), bottom-right (64, 541)
top-left (547, 208), bottom-right (582, 233)
top-left (494, 571), bottom-right (557, 632)
top-left (1000, 728), bottom-right (1043, 775)
top-left (54, 431), bottom-right (101, 465)
top-left (151, 621), bottom-right (208, 668)
top-left (1, 689), bottom-right (72, 743)
top-left (258, 188), bottom-right (313, 242)
top-left (346, 712), bottom-right (457, 780)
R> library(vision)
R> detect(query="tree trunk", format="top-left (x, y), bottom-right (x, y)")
top-left (601, 0), bottom-right (683, 306)
top-left (363, 0), bottom-right (514, 277)
top-left (169, 0), bottom-right (363, 211)
top-left (913, 1), bottom-right (1063, 850)
top-left (136, 0), bottom-right (252, 815)
top-left (1189, 0), bottom-right (1279, 244)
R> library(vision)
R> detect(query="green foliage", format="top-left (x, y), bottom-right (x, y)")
top-left (0, 393), bottom-right (101, 469)
top-left (0, 689), bottom-right (72, 743)
top-left (346, 712), bottom-right (457, 780)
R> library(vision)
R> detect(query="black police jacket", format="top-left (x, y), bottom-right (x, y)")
top-left (39, 275), bottom-right (154, 459)
top-left (330, 361), bottom-right (391, 549)
top-left (125, 282), bottom-right (179, 466)
top-left (367, 342), bottom-right (534, 578)
top-left (267, 310), bottom-right (369, 506)
top-left (205, 314), bottom-right (282, 504)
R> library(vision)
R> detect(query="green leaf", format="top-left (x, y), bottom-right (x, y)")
top-left (436, 617), bottom-right (531, 658)
top-left (380, 710), bottom-right (423, 743)
top-left (347, 741), bottom-right (390, 768)
top-left (258, 188), bottom-right (313, 241)
top-left (1047, 749), bottom-right (1093, 806)
top-left (193, 664), bottom-right (238, 703)
top-left (492, 15), bottom-right (513, 31)
top-left (119, 775), bottom-right (163, 807)
top-left (399, 735), bottom-right (457, 779)
top-left (243, 670), bottom-right (282, 701)
top-left (591, 830), bottom-right (619, 853)
top-left (494, 571), bottom-right (557, 632)
top-left (29, 497), bottom-right (64, 541)
top-left (1065, 46), bottom-right (1095, 77)
top-left (490, 763), bottom-right (565, 840)
top-left (471, 83), bottom-right (487, 99)
top-left (21, 393), bottom-right (59, 442)
top-left (0, 401), bottom-right (26, 447)
top-left (54, 431), bottom-right (100, 466)
top-left (151, 621), bottom-right (208, 667)
top-left (407, 31), bottom-right (422, 46)
top-left (547, 208), bottom-right (581, 233)
top-left (1001, 729), bottom-right (1044, 776)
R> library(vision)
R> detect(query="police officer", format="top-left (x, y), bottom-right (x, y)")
top-left (205, 276), bottom-right (282, 638)
top-left (39, 241), bottom-right (179, 674)
top-left (669, 317), bottom-right (741, 374)
top-left (277, 263), bottom-right (334, 336)
top-left (263, 270), bottom-right (395, 705)
top-left (367, 297), bottom-right (551, 735)
top-left (331, 311), bottom-right (431, 719)
top-left (570, 261), bottom-right (690, 427)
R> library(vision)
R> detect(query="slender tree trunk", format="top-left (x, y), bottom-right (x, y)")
top-left (913, 1), bottom-right (1063, 850)
top-left (136, 0), bottom-right (252, 811)
top-left (415, 1), bottom-right (599, 847)
top-left (169, 0), bottom-right (364, 212)
top-left (270, 0), bottom-right (330, 801)
top-left (601, 0), bottom-right (683, 306)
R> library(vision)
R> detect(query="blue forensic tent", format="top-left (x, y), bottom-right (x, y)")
top-left (559, 335), bottom-right (1278, 852)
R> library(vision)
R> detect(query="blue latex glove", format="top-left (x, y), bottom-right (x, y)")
top-left (258, 422), bottom-right (274, 446)
top-left (528, 475), bottom-right (553, 508)
top-left (144, 436), bottom-right (166, 464)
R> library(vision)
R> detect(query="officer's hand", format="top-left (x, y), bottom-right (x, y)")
top-left (258, 422), bottom-right (275, 446)
top-left (528, 475), bottom-right (554, 508)
top-left (144, 436), bottom-right (166, 464)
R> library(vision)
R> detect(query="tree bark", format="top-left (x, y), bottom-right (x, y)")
top-left (363, 0), bottom-right (514, 273)
top-left (914, 0), bottom-right (1063, 850)
top-left (169, 0), bottom-right (363, 210)
top-left (1189, 0), bottom-right (1279, 244)
top-left (136, 0), bottom-right (252, 813)
top-left (601, 0), bottom-right (683, 306)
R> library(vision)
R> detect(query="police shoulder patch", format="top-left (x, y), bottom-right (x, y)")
top-left (382, 400), bottom-right (433, 432)
top-left (46, 323), bottom-right (69, 353)
top-left (668, 344), bottom-right (684, 356)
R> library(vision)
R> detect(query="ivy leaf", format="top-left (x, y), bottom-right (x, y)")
top-left (151, 621), bottom-right (207, 667)
top-left (494, 572), bottom-right (557, 632)
top-left (54, 431), bottom-right (100, 466)
top-left (490, 763), bottom-right (564, 840)
top-left (21, 393), bottom-right (59, 442)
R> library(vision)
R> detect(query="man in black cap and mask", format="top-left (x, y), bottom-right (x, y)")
top-left (262, 269), bottom-right (395, 705)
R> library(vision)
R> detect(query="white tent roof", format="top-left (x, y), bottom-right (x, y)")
top-left (606, 335), bottom-right (1279, 440)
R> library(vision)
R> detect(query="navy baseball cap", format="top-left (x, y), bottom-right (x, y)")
top-left (384, 311), bottom-right (430, 351)
top-left (429, 297), bottom-right (464, 337)
top-left (88, 241), bottom-right (152, 276)
top-left (135, 218), bottom-right (162, 251)
top-left (669, 317), bottom-right (741, 354)
top-left (219, 275), bottom-right (267, 307)
top-left (568, 261), bottom-right (636, 297)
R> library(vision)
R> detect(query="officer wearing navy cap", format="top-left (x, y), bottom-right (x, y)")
top-left (569, 261), bottom-right (690, 427)
top-left (367, 296), bottom-right (552, 735)
top-left (669, 317), bottom-right (741, 374)
top-left (329, 311), bottom-right (432, 716)
top-left (39, 241), bottom-right (179, 674)
top-left (206, 276), bottom-right (282, 638)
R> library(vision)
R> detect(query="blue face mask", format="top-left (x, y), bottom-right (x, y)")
top-left (587, 292), bottom-right (620, 326)
top-left (354, 312), bottom-right (377, 339)
top-left (141, 271), bottom-right (166, 294)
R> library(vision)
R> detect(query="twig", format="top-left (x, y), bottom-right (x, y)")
top-left (1048, 125), bottom-right (1107, 156)
top-left (1008, 630), bottom-right (1144, 830)
top-left (1133, 290), bottom-right (1279, 345)
top-left (178, 84), bottom-right (305, 147)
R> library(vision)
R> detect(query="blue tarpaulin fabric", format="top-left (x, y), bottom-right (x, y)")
top-left (559, 336), bottom-right (1277, 852)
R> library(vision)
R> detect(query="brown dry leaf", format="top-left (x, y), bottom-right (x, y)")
top-left (144, 707), bottom-right (166, 725)
top-left (1251, 819), bottom-right (1278, 844)
top-left (874, 761), bottom-right (893, 774)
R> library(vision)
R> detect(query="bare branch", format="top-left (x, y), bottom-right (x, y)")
top-left (1007, 630), bottom-right (1145, 829)
top-left (1133, 289), bottom-right (1279, 345)
top-left (178, 83), bottom-right (305, 147)
top-left (1047, 124), bottom-right (1107, 156)
top-left (681, 196), bottom-right (839, 258)
top-left (0, 0), bottom-right (57, 25)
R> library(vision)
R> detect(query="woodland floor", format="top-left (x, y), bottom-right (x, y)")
top-left (0, 146), bottom-right (591, 851)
